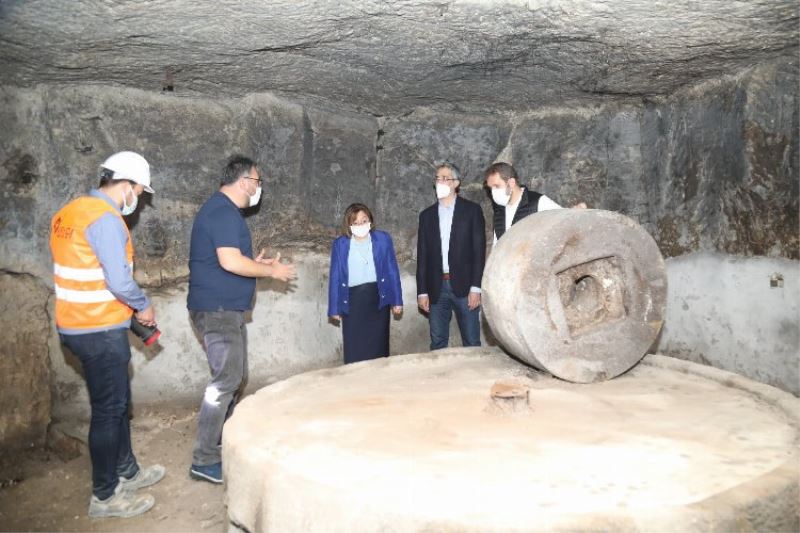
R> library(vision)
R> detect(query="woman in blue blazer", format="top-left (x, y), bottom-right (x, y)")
top-left (328, 203), bottom-right (403, 364)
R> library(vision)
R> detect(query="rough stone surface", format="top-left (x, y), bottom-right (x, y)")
top-left (0, 1), bottom-right (796, 115)
top-left (656, 252), bottom-right (800, 396)
top-left (510, 106), bottom-right (647, 218)
top-left (223, 348), bottom-right (800, 532)
top-left (0, 59), bottom-right (795, 287)
top-left (377, 110), bottom-right (510, 251)
top-left (503, 57), bottom-right (799, 261)
top-left (641, 59), bottom-right (800, 259)
top-left (0, 85), bottom-right (376, 284)
top-left (0, 273), bottom-right (52, 451)
top-left (0, 54), bottom-right (796, 433)
top-left (483, 209), bottom-right (667, 382)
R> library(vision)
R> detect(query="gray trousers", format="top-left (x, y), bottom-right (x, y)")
top-left (190, 310), bottom-right (248, 466)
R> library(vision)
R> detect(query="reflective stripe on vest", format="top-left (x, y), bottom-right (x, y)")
top-left (53, 263), bottom-right (105, 282)
top-left (54, 285), bottom-right (116, 304)
top-left (50, 196), bottom-right (135, 330)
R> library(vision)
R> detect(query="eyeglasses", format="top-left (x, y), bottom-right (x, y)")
top-left (434, 177), bottom-right (456, 183)
top-left (244, 176), bottom-right (262, 184)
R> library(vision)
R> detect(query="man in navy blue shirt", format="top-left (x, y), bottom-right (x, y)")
top-left (187, 155), bottom-right (296, 484)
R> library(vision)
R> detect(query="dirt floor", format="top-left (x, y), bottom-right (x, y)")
top-left (0, 406), bottom-right (228, 532)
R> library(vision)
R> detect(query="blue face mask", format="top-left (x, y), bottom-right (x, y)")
top-left (121, 185), bottom-right (138, 216)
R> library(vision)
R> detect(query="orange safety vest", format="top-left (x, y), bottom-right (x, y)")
top-left (50, 196), bottom-right (135, 330)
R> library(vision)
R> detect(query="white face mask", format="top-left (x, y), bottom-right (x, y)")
top-left (121, 185), bottom-right (138, 216)
top-left (435, 182), bottom-right (452, 199)
top-left (248, 186), bottom-right (262, 207)
top-left (491, 186), bottom-right (511, 206)
top-left (350, 222), bottom-right (371, 238)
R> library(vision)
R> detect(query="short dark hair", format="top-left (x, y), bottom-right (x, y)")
top-left (221, 154), bottom-right (257, 186)
top-left (342, 203), bottom-right (374, 237)
top-left (98, 168), bottom-right (134, 189)
top-left (484, 162), bottom-right (518, 183)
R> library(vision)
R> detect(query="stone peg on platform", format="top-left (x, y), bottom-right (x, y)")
top-left (486, 378), bottom-right (533, 415)
top-left (482, 209), bottom-right (667, 383)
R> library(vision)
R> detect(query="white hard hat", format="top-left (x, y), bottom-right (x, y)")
top-left (101, 151), bottom-right (154, 193)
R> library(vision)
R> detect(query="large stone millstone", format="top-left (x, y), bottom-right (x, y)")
top-left (223, 349), bottom-right (800, 532)
top-left (482, 209), bottom-right (666, 383)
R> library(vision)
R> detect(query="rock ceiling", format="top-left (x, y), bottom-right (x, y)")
top-left (0, 0), bottom-right (797, 114)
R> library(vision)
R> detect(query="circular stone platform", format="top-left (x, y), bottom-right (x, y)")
top-left (223, 348), bottom-right (800, 532)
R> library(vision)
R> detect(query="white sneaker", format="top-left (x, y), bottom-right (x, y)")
top-left (119, 464), bottom-right (166, 492)
top-left (88, 483), bottom-right (155, 519)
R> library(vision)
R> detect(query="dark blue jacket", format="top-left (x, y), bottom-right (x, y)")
top-left (416, 196), bottom-right (485, 303)
top-left (328, 230), bottom-right (403, 317)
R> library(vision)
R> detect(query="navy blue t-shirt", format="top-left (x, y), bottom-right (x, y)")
top-left (187, 192), bottom-right (255, 311)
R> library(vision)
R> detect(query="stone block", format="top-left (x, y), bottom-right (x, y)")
top-left (0, 273), bottom-right (51, 450)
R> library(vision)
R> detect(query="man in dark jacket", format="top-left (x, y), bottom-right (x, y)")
top-left (484, 162), bottom-right (586, 244)
top-left (416, 163), bottom-right (486, 349)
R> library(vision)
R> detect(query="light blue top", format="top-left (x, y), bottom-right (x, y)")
top-left (329, 230), bottom-right (403, 316)
top-left (347, 236), bottom-right (377, 287)
top-left (438, 201), bottom-right (455, 273)
top-left (59, 189), bottom-right (150, 335)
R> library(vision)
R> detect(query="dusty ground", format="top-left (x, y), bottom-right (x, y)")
top-left (0, 406), bottom-right (227, 532)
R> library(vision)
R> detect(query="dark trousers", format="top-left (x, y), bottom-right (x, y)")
top-left (189, 310), bottom-right (248, 466)
top-left (60, 328), bottom-right (139, 500)
top-left (342, 282), bottom-right (390, 364)
top-left (428, 280), bottom-right (481, 350)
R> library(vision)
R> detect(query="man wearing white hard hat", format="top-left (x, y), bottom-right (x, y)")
top-left (50, 151), bottom-right (165, 519)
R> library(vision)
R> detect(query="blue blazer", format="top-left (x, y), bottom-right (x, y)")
top-left (328, 230), bottom-right (403, 317)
